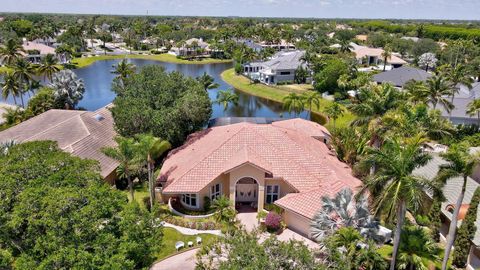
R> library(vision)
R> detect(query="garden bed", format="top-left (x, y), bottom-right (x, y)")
top-left (168, 197), bottom-right (216, 219)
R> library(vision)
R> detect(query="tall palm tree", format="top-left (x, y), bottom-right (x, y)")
top-left (467, 99), bottom-right (480, 126)
top-left (37, 54), bottom-right (59, 81)
top-left (282, 93), bottom-right (305, 117)
top-left (112, 59), bottom-right (136, 86)
top-left (49, 70), bottom-right (85, 110)
top-left (397, 226), bottom-right (439, 270)
top-left (324, 102), bottom-right (345, 128)
top-left (215, 90), bottom-right (239, 113)
top-left (102, 136), bottom-right (140, 201)
top-left (404, 80), bottom-right (429, 105)
top-left (212, 196), bottom-right (233, 223)
top-left (426, 75), bottom-right (454, 112)
top-left (135, 134), bottom-right (171, 210)
top-left (443, 64), bottom-right (474, 102)
top-left (436, 142), bottom-right (480, 270)
top-left (339, 39), bottom-right (353, 53)
top-left (1, 72), bottom-right (21, 106)
top-left (301, 91), bottom-right (321, 120)
top-left (196, 72), bottom-right (219, 91)
top-left (0, 38), bottom-right (24, 66)
top-left (357, 134), bottom-right (433, 270)
top-left (381, 45), bottom-right (392, 71)
top-left (11, 58), bottom-right (36, 107)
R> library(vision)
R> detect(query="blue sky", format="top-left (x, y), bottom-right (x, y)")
top-left (1, 0), bottom-right (479, 20)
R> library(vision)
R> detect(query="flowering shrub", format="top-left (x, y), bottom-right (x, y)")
top-left (265, 212), bottom-right (282, 231)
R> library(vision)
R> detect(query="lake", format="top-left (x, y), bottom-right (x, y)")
top-left (1, 58), bottom-right (320, 122)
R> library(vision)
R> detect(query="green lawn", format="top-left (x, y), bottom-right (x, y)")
top-left (71, 53), bottom-right (232, 68)
top-left (220, 68), bottom-right (355, 130)
top-left (122, 182), bottom-right (150, 209)
top-left (157, 227), bottom-right (219, 260)
top-left (377, 244), bottom-right (452, 270)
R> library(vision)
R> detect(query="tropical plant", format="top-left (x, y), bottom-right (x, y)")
top-left (324, 102), bottom-right (345, 128)
top-left (135, 134), bottom-right (171, 210)
top-left (1, 72), bottom-right (21, 106)
top-left (215, 89), bottom-right (239, 112)
top-left (196, 72), bottom-right (219, 91)
top-left (37, 53), bottom-right (59, 81)
top-left (212, 195), bottom-right (234, 223)
top-left (467, 99), bottom-right (480, 126)
top-left (294, 65), bottom-right (309, 84)
top-left (356, 241), bottom-right (388, 270)
top-left (404, 80), bottom-right (429, 105)
top-left (324, 227), bottom-right (369, 270)
top-left (311, 188), bottom-right (377, 242)
top-left (330, 126), bottom-right (369, 166)
top-left (2, 106), bottom-right (27, 125)
top-left (112, 59), bottom-right (136, 87)
top-left (26, 87), bottom-right (56, 115)
top-left (339, 39), bottom-right (354, 53)
top-left (283, 92), bottom-right (305, 117)
top-left (381, 45), bottom-right (392, 71)
top-left (301, 91), bottom-right (321, 119)
top-left (436, 142), bottom-right (480, 270)
top-left (452, 187), bottom-right (480, 268)
top-left (0, 140), bottom-right (16, 156)
top-left (442, 64), bottom-right (474, 101)
top-left (11, 58), bottom-right (36, 105)
top-left (425, 75), bottom-right (454, 112)
top-left (356, 134), bottom-right (433, 270)
top-left (428, 192), bottom-right (443, 242)
top-left (0, 38), bottom-right (24, 65)
top-left (396, 226), bottom-right (439, 270)
top-left (418, 52), bottom-right (437, 71)
top-left (102, 136), bottom-right (140, 201)
top-left (49, 70), bottom-right (85, 109)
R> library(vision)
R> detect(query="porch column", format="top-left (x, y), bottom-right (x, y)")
top-left (257, 185), bottom-right (265, 212)
top-left (229, 183), bottom-right (236, 207)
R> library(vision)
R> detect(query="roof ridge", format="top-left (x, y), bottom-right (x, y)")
top-left (24, 110), bottom-right (87, 141)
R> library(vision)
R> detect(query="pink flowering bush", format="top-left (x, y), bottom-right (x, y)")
top-left (265, 212), bottom-right (282, 231)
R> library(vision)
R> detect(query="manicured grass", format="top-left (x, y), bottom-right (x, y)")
top-left (122, 182), bottom-right (150, 209)
top-left (157, 227), bottom-right (218, 260)
top-left (71, 53), bottom-right (232, 68)
top-left (220, 68), bottom-right (355, 130)
top-left (377, 243), bottom-right (452, 269)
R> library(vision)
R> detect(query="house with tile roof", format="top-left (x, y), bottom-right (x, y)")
top-left (157, 118), bottom-right (362, 237)
top-left (0, 106), bottom-right (119, 183)
top-left (22, 41), bottom-right (57, 64)
top-left (242, 50), bottom-right (307, 85)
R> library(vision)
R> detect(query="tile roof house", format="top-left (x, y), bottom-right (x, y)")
top-left (435, 82), bottom-right (480, 125)
top-left (373, 66), bottom-right (432, 88)
top-left (22, 41), bottom-right (57, 64)
top-left (242, 50), bottom-right (307, 85)
top-left (158, 118), bottom-right (362, 237)
top-left (350, 43), bottom-right (407, 68)
top-left (168, 38), bottom-right (210, 57)
top-left (414, 154), bottom-right (480, 270)
top-left (0, 106), bottom-right (119, 183)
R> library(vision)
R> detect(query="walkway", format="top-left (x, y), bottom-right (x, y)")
top-left (163, 222), bottom-right (223, 236)
top-left (150, 248), bottom-right (198, 270)
top-left (237, 211), bottom-right (259, 232)
top-left (277, 229), bottom-right (320, 250)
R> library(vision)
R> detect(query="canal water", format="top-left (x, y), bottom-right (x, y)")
top-left (1, 58), bottom-right (324, 123)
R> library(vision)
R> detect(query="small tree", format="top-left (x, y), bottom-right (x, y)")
top-left (419, 52), bottom-right (438, 71)
top-left (452, 187), bottom-right (480, 268)
top-left (324, 102), bottom-right (345, 128)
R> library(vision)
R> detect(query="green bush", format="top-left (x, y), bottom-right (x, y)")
top-left (415, 215), bottom-right (430, 226)
top-left (203, 196), bottom-right (211, 212)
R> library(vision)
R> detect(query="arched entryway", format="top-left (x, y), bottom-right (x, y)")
top-left (235, 177), bottom-right (259, 213)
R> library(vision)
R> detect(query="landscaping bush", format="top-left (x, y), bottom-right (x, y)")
top-left (264, 204), bottom-right (284, 214)
top-left (265, 212), bottom-right (282, 232)
top-left (415, 214), bottom-right (430, 226)
top-left (234, 62), bottom-right (243, 74)
top-left (203, 196), bottom-right (211, 212)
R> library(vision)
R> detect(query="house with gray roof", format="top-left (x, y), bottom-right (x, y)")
top-left (436, 82), bottom-right (480, 126)
top-left (373, 66), bottom-right (432, 88)
top-left (414, 154), bottom-right (480, 270)
top-left (242, 50), bottom-right (307, 85)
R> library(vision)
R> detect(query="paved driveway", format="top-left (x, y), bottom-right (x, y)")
top-left (237, 212), bottom-right (259, 232)
top-left (150, 248), bottom-right (198, 270)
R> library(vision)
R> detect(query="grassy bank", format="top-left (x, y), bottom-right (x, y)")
top-left (220, 68), bottom-right (355, 129)
top-left (72, 53), bottom-right (232, 68)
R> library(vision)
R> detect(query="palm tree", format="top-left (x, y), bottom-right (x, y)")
top-left (397, 226), bottom-right (439, 270)
top-left (404, 80), bottom-right (429, 105)
top-left (49, 70), bottom-right (85, 109)
top-left (112, 59), bottom-right (136, 86)
top-left (425, 75), bottom-right (454, 112)
top-left (37, 54), bottom-right (59, 81)
top-left (339, 39), bottom-right (353, 53)
top-left (212, 196), bottom-right (233, 223)
top-left (283, 93), bottom-right (305, 117)
top-left (196, 72), bottom-right (219, 91)
top-left (2, 106), bottom-right (26, 125)
top-left (324, 102), bottom-right (345, 128)
top-left (102, 136), bottom-right (140, 201)
top-left (467, 99), bottom-right (480, 126)
top-left (215, 90), bottom-right (239, 112)
top-left (0, 39), bottom-right (24, 65)
top-left (356, 241), bottom-right (388, 270)
top-left (326, 227), bottom-right (364, 270)
top-left (357, 134), bottom-right (433, 270)
top-left (310, 188), bottom-right (376, 242)
top-left (1, 72), bottom-right (21, 106)
top-left (443, 64), bottom-right (474, 102)
top-left (436, 142), bottom-right (480, 270)
top-left (301, 91), bottom-right (321, 120)
top-left (135, 134), bottom-right (171, 210)
top-left (11, 58), bottom-right (36, 106)
top-left (381, 45), bottom-right (392, 71)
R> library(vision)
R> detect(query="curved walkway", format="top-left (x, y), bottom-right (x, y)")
top-left (150, 248), bottom-right (198, 270)
top-left (163, 222), bottom-right (223, 236)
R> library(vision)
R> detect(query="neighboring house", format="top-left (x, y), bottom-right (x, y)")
top-left (242, 50), bottom-right (307, 85)
top-left (373, 66), bottom-right (432, 88)
top-left (0, 106), bottom-right (119, 183)
top-left (355, 34), bottom-right (368, 42)
top-left (352, 43), bottom-right (407, 69)
top-left (22, 41), bottom-right (57, 63)
top-left (259, 39), bottom-right (295, 51)
top-left (158, 118), bottom-right (362, 238)
top-left (414, 154), bottom-right (480, 270)
top-left (168, 38), bottom-right (210, 57)
top-left (233, 38), bottom-right (263, 52)
top-left (435, 82), bottom-right (480, 125)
